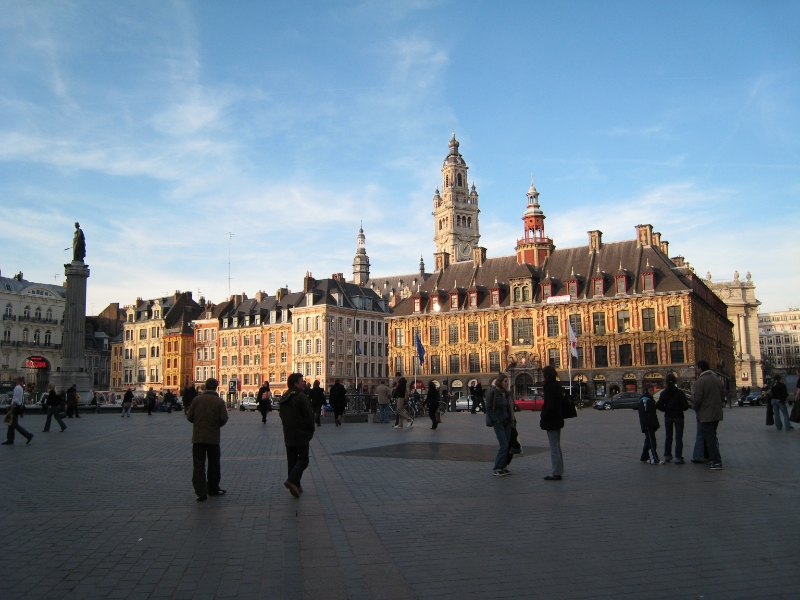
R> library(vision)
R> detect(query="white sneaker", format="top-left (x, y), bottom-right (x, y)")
top-left (392, 425), bottom-right (400, 429)
top-left (408, 419), bottom-right (413, 427)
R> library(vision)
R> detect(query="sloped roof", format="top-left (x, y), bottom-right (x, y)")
top-left (0, 275), bottom-right (66, 298)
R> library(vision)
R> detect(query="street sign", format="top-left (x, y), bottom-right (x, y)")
top-left (229, 379), bottom-right (237, 392)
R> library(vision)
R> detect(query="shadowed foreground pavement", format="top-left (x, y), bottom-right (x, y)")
top-left (1, 406), bottom-right (797, 599)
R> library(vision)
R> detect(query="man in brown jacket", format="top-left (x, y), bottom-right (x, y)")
top-left (186, 378), bottom-right (229, 501)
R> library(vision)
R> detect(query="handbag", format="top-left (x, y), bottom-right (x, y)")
top-left (436, 411), bottom-right (442, 423)
top-left (509, 427), bottom-right (523, 455)
top-left (3, 411), bottom-right (12, 426)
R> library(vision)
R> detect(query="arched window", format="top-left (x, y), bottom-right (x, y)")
top-left (33, 330), bottom-right (41, 344)
top-left (22, 328), bottom-right (29, 343)
top-left (23, 306), bottom-right (30, 319)
top-left (445, 174), bottom-right (449, 186)
top-left (457, 173), bottom-right (463, 187)
top-left (513, 287), bottom-right (521, 302)
top-left (457, 215), bottom-right (461, 226)
top-left (46, 309), bottom-right (52, 321)
top-left (296, 339), bottom-right (303, 354)
top-left (522, 286), bottom-right (530, 302)
top-left (3, 329), bottom-right (10, 343)
top-left (35, 307), bottom-right (42, 319)
top-left (467, 217), bottom-right (472, 228)
top-left (4, 304), bottom-right (11, 317)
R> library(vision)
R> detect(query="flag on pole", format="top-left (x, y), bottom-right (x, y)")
top-left (415, 333), bottom-right (425, 363)
top-left (568, 322), bottom-right (579, 358)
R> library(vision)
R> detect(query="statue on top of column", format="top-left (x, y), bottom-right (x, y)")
top-left (72, 222), bottom-right (86, 262)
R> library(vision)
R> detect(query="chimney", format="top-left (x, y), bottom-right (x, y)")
top-left (635, 224), bottom-right (654, 247)
top-left (587, 230), bottom-right (603, 253)
top-left (14, 272), bottom-right (23, 281)
top-left (671, 256), bottom-right (685, 268)
top-left (332, 273), bottom-right (345, 284)
top-left (660, 240), bottom-right (669, 256)
top-left (304, 272), bottom-right (316, 293)
top-left (434, 251), bottom-right (450, 272)
top-left (473, 246), bottom-right (487, 266)
top-left (652, 232), bottom-right (662, 249)
top-left (255, 291), bottom-right (264, 302)
top-left (199, 296), bottom-right (206, 307)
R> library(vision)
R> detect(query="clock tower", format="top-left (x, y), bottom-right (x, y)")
top-left (432, 133), bottom-right (480, 267)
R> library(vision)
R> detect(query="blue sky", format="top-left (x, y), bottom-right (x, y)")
top-left (1, 1), bottom-right (798, 313)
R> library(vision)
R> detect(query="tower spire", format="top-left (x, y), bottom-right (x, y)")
top-left (515, 177), bottom-right (554, 266)
top-left (352, 224), bottom-right (370, 285)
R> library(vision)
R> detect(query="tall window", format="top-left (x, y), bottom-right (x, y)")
top-left (468, 322), bottom-right (478, 343)
top-left (616, 277), bottom-right (626, 294)
top-left (568, 282), bottom-right (578, 298)
top-left (430, 355), bottom-right (441, 374)
top-left (394, 328), bottom-right (404, 347)
top-left (281, 331), bottom-right (287, 343)
top-left (571, 347), bottom-right (584, 368)
top-left (522, 286), bottom-right (530, 302)
top-left (512, 318), bottom-right (532, 345)
top-left (430, 326), bottom-right (440, 346)
top-left (643, 274), bottom-right (655, 292)
top-left (35, 307), bottom-right (42, 319)
top-left (642, 308), bottom-right (656, 332)
top-left (296, 340), bottom-right (303, 354)
top-left (488, 320), bottom-right (499, 341)
top-left (448, 324), bottom-right (459, 344)
top-left (594, 345), bottom-right (608, 367)
top-left (617, 310), bottom-right (631, 333)
top-left (568, 314), bottom-right (582, 336)
top-left (548, 348), bottom-right (560, 368)
top-left (593, 313), bottom-right (606, 335)
top-left (593, 279), bottom-right (604, 296)
top-left (667, 306), bottom-right (682, 330)
top-left (469, 354), bottom-right (480, 372)
top-left (670, 341), bottom-right (685, 364)
top-left (44, 331), bottom-right (51, 345)
top-left (546, 316), bottom-right (559, 338)
top-left (449, 354), bottom-right (460, 373)
top-left (395, 357), bottom-right (404, 375)
top-left (305, 339), bottom-right (312, 353)
top-left (491, 290), bottom-right (500, 306)
top-left (619, 344), bottom-right (633, 366)
top-left (280, 352), bottom-right (287, 363)
top-left (315, 339), bottom-right (322, 353)
top-left (644, 343), bottom-right (658, 365)
top-left (489, 351), bottom-right (500, 371)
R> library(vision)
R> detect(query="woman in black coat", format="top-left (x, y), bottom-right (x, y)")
top-left (540, 365), bottom-right (565, 481)
top-left (426, 381), bottom-right (440, 430)
top-left (329, 379), bottom-right (347, 426)
top-left (308, 380), bottom-right (326, 426)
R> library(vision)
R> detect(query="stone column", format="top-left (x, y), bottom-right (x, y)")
top-left (51, 261), bottom-right (92, 395)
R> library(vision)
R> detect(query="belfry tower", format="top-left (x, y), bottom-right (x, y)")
top-left (515, 178), bottom-right (554, 266)
top-left (352, 224), bottom-right (370, 285)
top-left (432, 133), bottom-right (480, 269)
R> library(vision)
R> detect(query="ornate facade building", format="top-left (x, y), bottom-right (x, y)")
top-left (388, 138), bottom-right (735, 398)
top-left (119, 292), bottom-right (199, 392)
top-left (163, 302), bottom-right (204, 392)
top-left (706, 272), bottom-right (763, 388)
top-left (191, 301), bottom-right (228, 392)
top-left (1, 270), bottom-right (66, 394)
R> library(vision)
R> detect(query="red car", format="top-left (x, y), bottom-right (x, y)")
top-left (514, 396), bottom-right (544, 411)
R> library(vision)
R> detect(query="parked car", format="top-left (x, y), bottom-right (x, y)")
top-left (454, 394), bottom-right (482, 412)
top-left (514, 395), bottom-right (544, 411)
top-left (739, 392), bottom-right (764, 407)
top-left (239, 397), bottom-right (259, 411)
top-left (593, 391), bottom-right (642, 410)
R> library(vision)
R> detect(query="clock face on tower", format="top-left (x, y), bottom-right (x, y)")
top-left (458, 242), bottom-right (471, 260)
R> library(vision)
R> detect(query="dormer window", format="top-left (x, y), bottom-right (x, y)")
top-left (541, 283), bottom-right (552, 300)
top-left (615, 277), bottom-right (626, 294)
top-left (522, 286), bottom-right (530, 302)
top-left (254, 315), bottom-right (260, 325)
top-left (593, 279), bottom-right (604, 297)
top-left (469, 291), bottom-right (478, 308)
top-left (491, 290), bottom-right (500, 306)
top-left (450, 294), bottom-right (459, 309)
top-left (414, 298), bottom-right (421, 313)
top-left (643, 273), bottom-right (655, 292)
top-left (568, 281), bottom-right (578, 298)
top-left (513, 287), bottom-right (521, 303)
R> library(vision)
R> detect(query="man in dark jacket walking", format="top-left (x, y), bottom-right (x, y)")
top-left (308, 380), bottom-right (326, 426)
top-left (145, 388), bottom-right (156, 416)
top-left (279, 373), bottom-right (315, 497)
top-left (329, 379), bottom-right (347, 427)
top-left (256, 382), bottom-right (272, 424)
top-left (638, 386), bottom-right (663, 465)
top-left (769, 375), bottom-right (793, 431)
top-left (43, 383), bottom-right (67, 432)
top-left (182, 385), bottom-right (198, 414)
top-left (186, 378), bottom-right (229, 501)
top-left (655, 374), bottom-right (689, 463)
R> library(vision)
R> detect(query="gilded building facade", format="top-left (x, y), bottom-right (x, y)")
top-left (388, 139), bottom-right (735, 398)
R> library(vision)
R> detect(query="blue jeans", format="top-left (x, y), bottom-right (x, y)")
top-left (378, 404), bottom-right (390, 423)
top-left (698, 421), bottom-right (721, 465)
top-left (493, 421), bottom-right (513, 470)
top-left (664, 417), bottom-right (684, 459)
top-left (692, 420), bottom-right (706, 462)
top-left (43, 406), bottom-right (66, 431)
top-left (771, 399), bottom-right (794, 430)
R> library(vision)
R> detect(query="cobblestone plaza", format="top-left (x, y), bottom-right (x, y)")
top-left (2, 406), bottom-right (798, 599)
